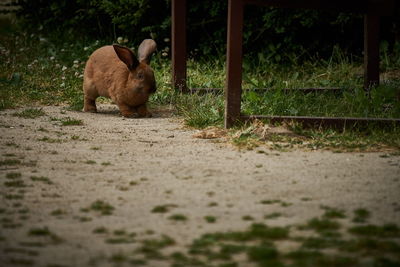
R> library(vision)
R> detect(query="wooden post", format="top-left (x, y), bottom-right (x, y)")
top-left (364, 13), bottom-right (380, 90)
top-left (172, 0), bottom-right (187, 92)
top-left (225, 0), bottom-right (244, 128)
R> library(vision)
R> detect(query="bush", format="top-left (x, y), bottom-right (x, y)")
top-left (8, 0), bottom-right (400, 62)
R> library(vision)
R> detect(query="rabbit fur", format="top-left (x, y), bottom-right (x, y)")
top-left (83, 39), bottom-right (157, 117)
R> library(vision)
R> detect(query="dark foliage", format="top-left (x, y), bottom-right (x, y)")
top-left (6, 0), bottom-right (400, 62)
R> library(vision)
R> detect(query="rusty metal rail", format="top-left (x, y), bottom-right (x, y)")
top-left (171, 0), bottom-right (398, 129)
top-left (241, 115), bottom-right (400, 129)
top-left (188, 88), bottom-right (343, 95)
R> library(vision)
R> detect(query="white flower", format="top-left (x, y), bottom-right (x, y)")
top-left (123, 38), bottom-right (128, 44)
top-left (95, 40), bottom-right (99, 45)
top-left (56, 64), bottom-right (60, 68)
top-left (60, 82), bottom-right (65, 87)
top-left (73, 64), bottom-right (79, 68)
top-left (62, 66), bottom-right (67, 71)
top-left (84, 47), bottom-right (89, 51)
top-left (164, 38), bottom-right (170, 42)
top-left (33, 59), bottom-right (38, 64)
top-left (117, 37), bottom-right (123, 44)
top-left (162, 52), bottom-right (168, 57)
top-left (74, 71), bottom-right (79, 77)
top-left (73, 60), bottom-right (79, 64)
top-left (79, 74), bottom-right (84, 78)
top-left (61, 48), bottom-right (65, 52)
top-left (164, 47), bottom-right (170, 52)
top-left (50, 56), bottom-right (55, 61)
top-left (61, 76), bottom-right (66, 80)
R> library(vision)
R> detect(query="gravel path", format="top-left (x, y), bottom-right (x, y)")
top-left (1, 105), bottom-right (399, 266)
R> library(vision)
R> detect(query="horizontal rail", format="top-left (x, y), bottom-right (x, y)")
top-left (244, 0), bottom-right (395, 15)
top-left (241, 115), bottom-right (400, 129)
top-left (188, 87), bottom-right (343, 94)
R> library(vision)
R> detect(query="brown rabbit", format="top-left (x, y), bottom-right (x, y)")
top-left (83, 39), bottom-right (157, 117)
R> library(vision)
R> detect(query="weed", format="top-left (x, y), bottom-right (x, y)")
top-left (50, 209), bottom-right (65, 216)
top-left (84, 160), bottom-right (96, 165)
top-left (204, 216), bottom-right (217, 223)
top-left (78, 216), bottom-right (92, 222)
top-left (304, 217), bottom-right (341, 233)
top-left (113, 229), bottom-right (126, 236)
top-left (247, 243), bottom-right (279, 263)
top-left (4, 194), bottom-right (24, 200)
top-left (28, 227), bottom-right (52, 236)
top-left (0, 159), bottom-right (21, 166)
top-left (13, 108), bottom-right (46, 119)
top-left (349, 224), bottom-right (400, 238)
top-left (322, 207), bottom-right (346, 219)
top-left (109, 252), bottom-right (128, 263)
top-left (88, 200), bottom-right (114, 215)
top-left (353, 208), bottom-right (371, 223)
top-left (208, 202), bottom-right (218, 207)
top-left (60, 117), bottom-right (83, 126)
top-left (168, 214), bottom-right (188, 221)
top-left (152, 204), bottom-right (178, 213)
top-left (260, 199), bottom-right (281, 205)
top-left (264, 212), bottom-right (282, 219)
top-left (136, 235), bottom-right (175, 259)
top-left (28, 227), bottom-right (63, 244)
top-left (4, 180), bottom-right (25, 187)
top-left (5, 172), bottom-right (21, 179)
top-left (242, 215), bottom-right (254, 221)
top-left (30, 176), bottom-right (53, 184)
top-left (93, 227), bottom-right (108, 234)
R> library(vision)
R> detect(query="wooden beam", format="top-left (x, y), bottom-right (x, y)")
top-left (225, 0), bottom-right (244, 128)
top-left (243, 0), bottom-right (394, 14)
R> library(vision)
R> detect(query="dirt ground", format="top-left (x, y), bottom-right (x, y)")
top-left (0, 104), bottom-right (399, 266)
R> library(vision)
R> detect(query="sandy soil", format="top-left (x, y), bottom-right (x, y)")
top-left (0, 104), bottom-right (399, 266)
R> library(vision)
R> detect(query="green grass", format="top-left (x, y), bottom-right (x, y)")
top-left (28, 227), bottom-right (63, 244)
top-left (353, 208), bottom-right (371, 223)
top-left (4, 180), bottom-right (26, 188)
top-left (5, 172), bottom-right (22, 179)
top-left (60, 117), bottom-right (83, 126)
top-left (13, 108), bottom-right (46, 119)
top-left (168, 214), bottom-right (188, 221)
top-left (0, 159), bottom-right (21, 166)
top-left (1, 25), bottom-right (399, 152)
top-left (30, 176), bottom-right (52, 184)
top-left (88, 200), bottom-right (114, 215)
top-left (204, 216), bottom-right (217, 223)
top-left (305, 217), bottom-right (341, 233)
top-left (151, 204), bottom-right (178, 213)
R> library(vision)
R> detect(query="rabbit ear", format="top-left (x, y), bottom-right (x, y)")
top-left (138, 39), bottom-right (157, 64)
top-left (113, 44), bottom-right (139, 70)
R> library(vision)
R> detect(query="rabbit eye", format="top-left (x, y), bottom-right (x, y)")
top-left (137, 72), bottom-right (144, 80)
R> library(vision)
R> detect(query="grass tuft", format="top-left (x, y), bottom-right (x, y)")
top-left (13, 108), bottom-right (46, 119)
